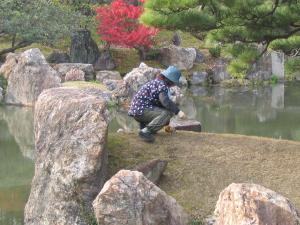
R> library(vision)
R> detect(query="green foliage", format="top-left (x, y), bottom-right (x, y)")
top-left (285, 57), bottom-right (300, 80)
top-left (209, 46), bottom-right (221, 58)
top-left (78, 200), bottom-right (98, 225)
top-left (0, 0), bottom-right (80, 55)
top-left (227, 46), bottom-right (260, 79)
top-left (270, 75), bottom-right (279, 84)
top-left (188, 218), bottom-right (205, 225)
top-left (142, 0), bottom-right (300, 78)
top-left (270, 36), bottom-right (300, 55)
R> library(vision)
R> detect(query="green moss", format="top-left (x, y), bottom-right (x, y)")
top-left (62, 81), bottom-right (107, 90)
top-left (110, 48), bottom-right (140, 75)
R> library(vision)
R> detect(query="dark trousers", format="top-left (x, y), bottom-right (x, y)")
top-left (133, 107), bottom-right (173, 133)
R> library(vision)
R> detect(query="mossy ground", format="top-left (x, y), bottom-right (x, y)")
top-left (62, 81), bottom-right (107, 90)
top-left (107, 131), bottom-right (300, 219)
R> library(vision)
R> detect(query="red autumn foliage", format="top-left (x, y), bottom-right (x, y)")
top-left (95, 0), bottom-right (158, 49)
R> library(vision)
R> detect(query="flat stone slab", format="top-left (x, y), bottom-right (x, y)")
top-left (170, 118), bottom-right (202, 132)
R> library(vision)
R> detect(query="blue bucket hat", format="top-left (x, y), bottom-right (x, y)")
top-left (161, 66), bottom-right (181, 85)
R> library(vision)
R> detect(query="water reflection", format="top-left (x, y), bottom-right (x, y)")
top-left (0, 106), bottom-right (35, 225)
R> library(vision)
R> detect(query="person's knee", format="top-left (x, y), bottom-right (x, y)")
top-left (162, 110), bottom-right (173, 120)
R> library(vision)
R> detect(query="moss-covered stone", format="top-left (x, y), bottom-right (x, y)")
top-left (62, 81), bottom-right (107, 90)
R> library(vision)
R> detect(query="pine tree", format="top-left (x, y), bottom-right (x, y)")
top-left (142, 0), bottom-right (300, 78)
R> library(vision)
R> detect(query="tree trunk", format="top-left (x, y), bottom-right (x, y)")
top-left (0, 41), bottom-right (31, 57)
top-left (137, 47), bottom-right (146, 61)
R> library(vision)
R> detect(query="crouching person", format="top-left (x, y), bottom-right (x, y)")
top-left (128, 66), bottom-right (186, 142)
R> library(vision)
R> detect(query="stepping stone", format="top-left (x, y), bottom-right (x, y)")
top-left (170, 118), bottom-right (202, 132)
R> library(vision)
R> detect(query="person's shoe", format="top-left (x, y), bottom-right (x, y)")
top-left (139, 130), bottom-right (155, 143)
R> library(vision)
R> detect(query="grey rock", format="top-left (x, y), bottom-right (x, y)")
top-left (161, 45), bottom-right (196, 70)
top-left (0, 53), bottom-right (19, 79)
top-left (172, 32), bottom-right (181, 46)
top-left (179, 75), bottom-right (188, 86)
top-left (123, 62), bottom-right (161, 97)
top-left (296, 73), bottom-right (300, 81)
top-left (134, 159), bottom-right (168, 184)
top-left (94, 50), bottom-right (116, 71)
top-left (210, 59), bottom-right (231, 83)
top-left (169, 86), bottom-right (183, 104)
top-left (170, 118), bottom-right (201, 132)
top-left (2, 49), bottom-right (61, 106)
top-left (47, 51), bottom-right (70, 64)
top-left (24, 87), bottom-right (108, 225)
top-left (70, 29), bottom-right (100, 65)
top-left (103, 79), bottom-right (124, 91)
top-left (96, 70), bottom-right (122, 83)
top-left (195, 49), bottom-right (205, 63)
top-left (53, 63), bottom-right (95, 81)
top-left (214, 183), bottom-right (300, 225)
top-left (93, 170), bottom-right (189, 225)
top-left (65, 68), bottom-right (85, 81)
top-left (190, 71), bottom-right (208, 85)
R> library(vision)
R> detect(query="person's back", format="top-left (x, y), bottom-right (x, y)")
top-left (128, 66), bottom-right (186, 142)
top-left (128, 78), bottom-right (168, 117)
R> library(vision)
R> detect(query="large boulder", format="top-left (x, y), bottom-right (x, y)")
top-left (96, 70), bottom-right (122, 83)
top-left (65, 68), bottom-right (85, 81)
top-left (134, 159), bottom-right (168, 184)
top-left (190, 71), bottom-right (208, 85)
top-left (210, 59), bottom-right (231, 83)
top-left (53, 63), bottom-right (95, 81)
top-left (123, 62), bottom-right (161, 96)
top-left (24, 87), bottom-right (108, 225)
top-left (214, 183), bottom-right (300, 225)
top-left (94, 50), bottom-right (116, 71)
top-left (93, 170), bottom-right (189, 225)
top-left (70, 29), bottom-right (100, 65)
top-left (1, 48), bottom-right (61, 106)
top-left (0, 53), bottom-right (18, 79)
top-left (47, 51), bottom-right (70, 64)
top-left (161, 45), bottom-right (196, 70)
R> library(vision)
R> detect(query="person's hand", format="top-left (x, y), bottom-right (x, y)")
top-left (178, 110), bottom-right (186, 119)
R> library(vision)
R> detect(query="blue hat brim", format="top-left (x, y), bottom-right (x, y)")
top-left (161, 71), bottom-right (180, 85)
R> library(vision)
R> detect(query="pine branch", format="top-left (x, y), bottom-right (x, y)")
top-left (0, 40), bottom-right (32, 56)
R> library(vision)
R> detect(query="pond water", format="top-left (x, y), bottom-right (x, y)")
top-left (1, 82), bottom-right (300, 224)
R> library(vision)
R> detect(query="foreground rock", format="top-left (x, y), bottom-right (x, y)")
top-left (161, 45), bottom-right (196, 70)
top-left (170, 118), bottom-right (202, 132)
top-left (214, 183), bottom-right (300, 225)
top-left (53, 63), bottom-right (95, 81)
top-left (0, 49), bottom-right (61, 106)
top-left (25, 87), bottom-right (108, 225)
top-left (134, 159), bottom-right (168, 184)
top-left (93, 170), bottom-right (189, 225)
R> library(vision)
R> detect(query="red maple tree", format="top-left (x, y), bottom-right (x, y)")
top-left (95, 0), bottom-right (158, 58)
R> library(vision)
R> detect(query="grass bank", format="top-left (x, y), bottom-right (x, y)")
top-left (107, 131), bottom-right (300, 220)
